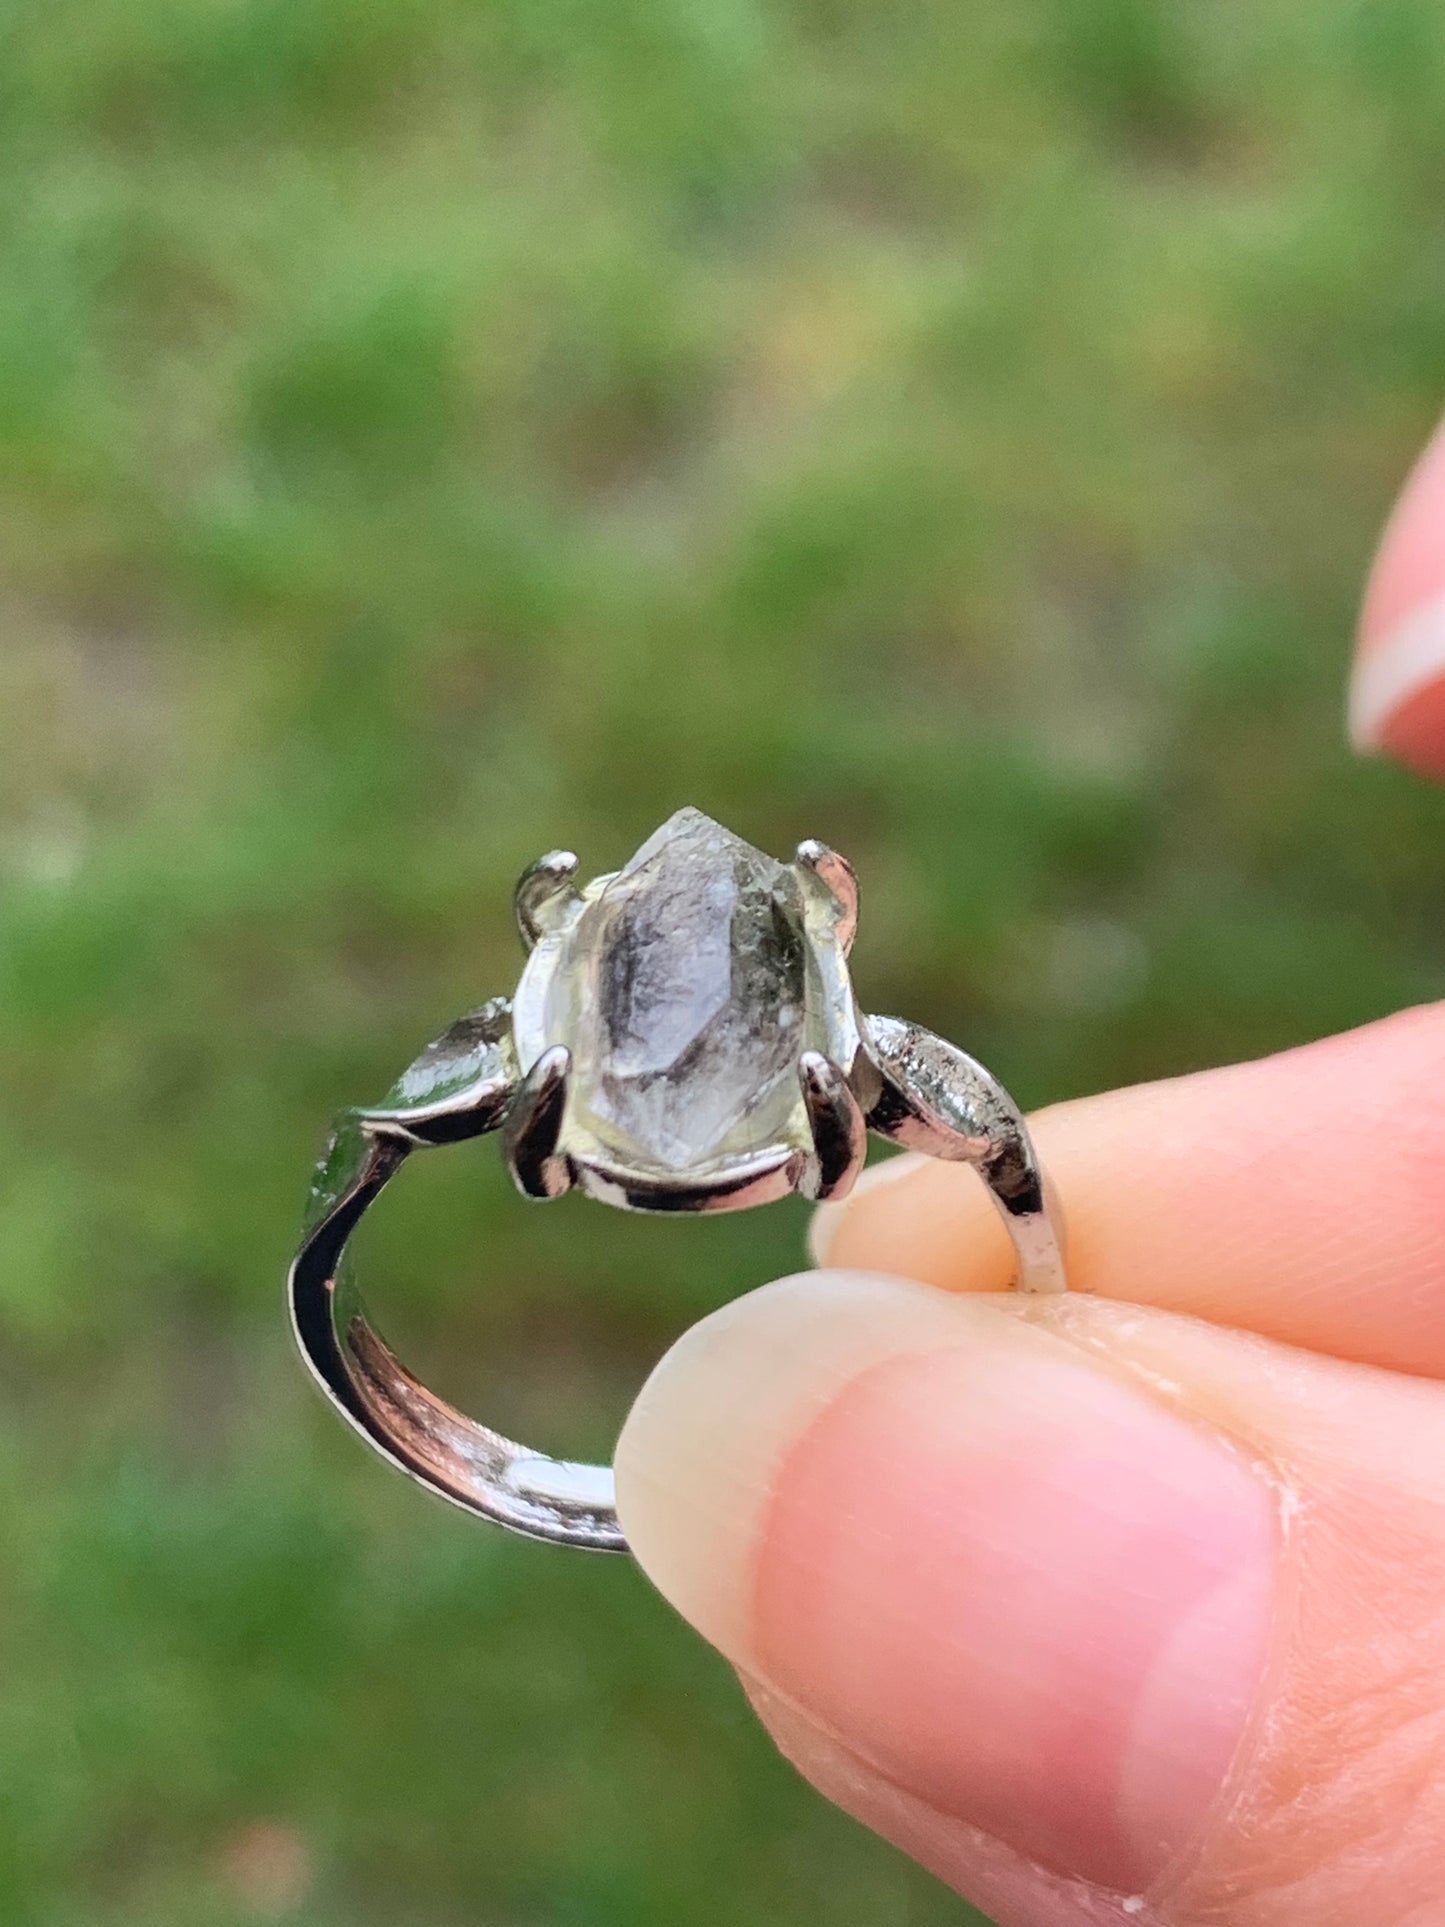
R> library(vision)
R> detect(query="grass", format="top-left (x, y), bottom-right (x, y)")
top-left (2, 0), bottom-right (1445, 1920)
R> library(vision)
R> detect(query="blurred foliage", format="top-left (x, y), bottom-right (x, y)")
top-left (1, 0), bottom-right (1445, 1920)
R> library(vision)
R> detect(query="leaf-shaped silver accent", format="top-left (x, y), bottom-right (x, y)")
top-left (360, 997), bottom-right (517, 1145)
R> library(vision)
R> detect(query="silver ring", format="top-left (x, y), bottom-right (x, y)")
top-left (288, 809), bottom-right (1067, 1552)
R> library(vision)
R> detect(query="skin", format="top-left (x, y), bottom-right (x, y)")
top-left (613, 415), bottom-right (1445, 1927)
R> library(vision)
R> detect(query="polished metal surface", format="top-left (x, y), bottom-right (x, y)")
top-left (288, 811), bottom-right (1068, 1551)
top-left (500, 1044), bottom-right (573, 1199)
top-left (796, 1049), bottom-right (868, 1202)
top-left (795, 839), bottom-right (859, 953)
top-left (514, 849), bottom-right (582, 948)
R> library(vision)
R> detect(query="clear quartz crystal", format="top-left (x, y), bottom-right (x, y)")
top-left (513, 808), bottom-right (858, 1177)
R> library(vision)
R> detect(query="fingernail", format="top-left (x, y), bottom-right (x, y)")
top-left (1351, 416), bottom-right (1445, 777)
top-left (616, 1271), bottom-right (1278, 1897)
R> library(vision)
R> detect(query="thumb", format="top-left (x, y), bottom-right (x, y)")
top-left (615, 1271), bottom-right (1445, 1927)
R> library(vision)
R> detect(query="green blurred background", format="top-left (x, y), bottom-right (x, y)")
top-left (3, 0), bottom-right (1445, 1921)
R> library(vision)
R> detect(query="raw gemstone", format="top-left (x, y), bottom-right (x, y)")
top-left (517, 807), bottom-right (852, 1176)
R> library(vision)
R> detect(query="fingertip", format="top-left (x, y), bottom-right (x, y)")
top-left (1351, 413), bottom-right (1445, 779)
top-left (615, 1269), bottom-right (973, 1660)
top-left (808, 1150), bottom-right (933, 1268)
top-left (810, 1150), bottom-right (1017, 1289)
top-left (616, 1270), bottom-right (1278, 1898)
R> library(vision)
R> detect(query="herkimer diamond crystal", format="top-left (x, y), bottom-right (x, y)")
top-left (511, 808), bottom-right (859, 1179)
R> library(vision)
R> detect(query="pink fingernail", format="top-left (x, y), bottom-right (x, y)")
top-left (1351, 417), bottom-right (1445, 776)
top-left (754, 1319), bottom-right (1279, 1895)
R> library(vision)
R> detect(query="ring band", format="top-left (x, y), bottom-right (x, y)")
top-left (288, 811), bottom-right (1066, 1551)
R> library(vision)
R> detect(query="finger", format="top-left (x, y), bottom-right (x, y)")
top-left (616, 1270), bottom-right (1445, 1927)
top-left (813, 1003), bottom-right (1445, 1378)
top-left (738, 1678), bottom-right (1176, 1927)
top-left (1350, 413), bottom-right (1445, 777)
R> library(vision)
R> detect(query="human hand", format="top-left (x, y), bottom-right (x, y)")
top-left (613, 418), bottom-right (1445, 1927)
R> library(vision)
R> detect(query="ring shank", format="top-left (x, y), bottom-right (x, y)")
top-left (288, 1024), bottom-right (1067, 1552)
top-left (288, 1128), bottom-right (625, 1548)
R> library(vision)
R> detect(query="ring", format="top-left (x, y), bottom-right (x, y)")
top-left (288, 808), bottom-right (1067, 1551)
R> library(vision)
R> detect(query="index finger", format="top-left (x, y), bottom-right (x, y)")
top-left (815, 1003), bottom-right (1445, 1377)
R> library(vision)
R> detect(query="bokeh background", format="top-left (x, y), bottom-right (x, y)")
top-left (4, 0), bottom-right (1445, 1921)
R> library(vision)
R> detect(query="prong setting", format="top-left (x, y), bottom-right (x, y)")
top-left (795, 839), bottom-right (858, 953)
top-left (502, 1046), bottom-right (574, 1198)
top-left (515, 851), bottom-right (583, 950)
top-left (796, 1050), bottom-right (867, 1202)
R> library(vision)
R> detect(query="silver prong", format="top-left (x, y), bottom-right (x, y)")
top-left (515, 851), bottom-right (582, 950)
top-left (795, 840), bottom-right (858, 953)
top-left (796, 1050), bottom-right (867, 1203)
top-left (502, 1046), bottom-right (573, 1198)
